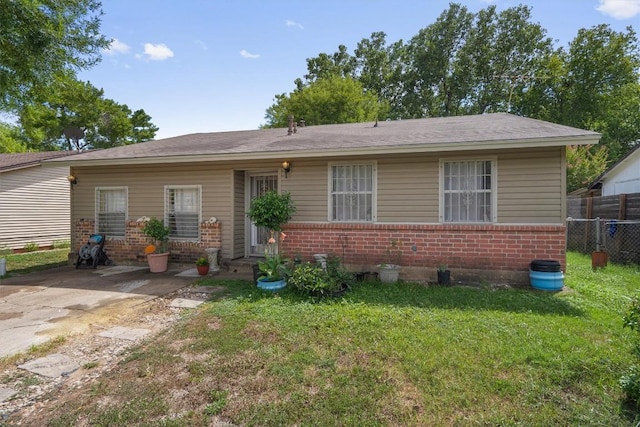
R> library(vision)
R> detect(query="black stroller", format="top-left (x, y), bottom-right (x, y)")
top-left (75, 233), bottom-right (112, 269)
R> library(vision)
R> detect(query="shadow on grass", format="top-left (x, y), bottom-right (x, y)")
top-left (200, 278), bottom-right (585, 317)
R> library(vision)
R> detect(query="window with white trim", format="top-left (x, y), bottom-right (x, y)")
top-left (165, 186), bottom-right (201, 239)
top-left (95, 187), bottom-right (127, 237)
top-left (330, 163), bottom-right (375, 222)
top-left (441, 159), bottom-right (495, 223)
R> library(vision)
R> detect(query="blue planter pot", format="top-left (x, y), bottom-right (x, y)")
top-left (257, 277), bottom-right (286, 291)
top-left (529, 270), bottom-right (564, 291)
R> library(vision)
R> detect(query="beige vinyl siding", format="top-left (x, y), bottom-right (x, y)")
top-left (0, 165), bottom-right (70, 249)
top-left (280, 159), bottom-right (330, 222)
top-left (232, 170), bottom-right (245, 258)
top-left (377, 156), bottom-right (439, 222)
top-left (497, 147), bottom-right (563, 223)
top-left (69, 146), bottom-right (565, 256)
top-left (71, 163), bottom-right (235, 258)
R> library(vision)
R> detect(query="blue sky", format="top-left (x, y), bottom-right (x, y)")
top-left (78, 0), bottom-right (640, 139)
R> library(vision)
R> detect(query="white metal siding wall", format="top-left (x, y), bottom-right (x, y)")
top-left (603, 153), bottom-right (640, 196)
top-left (0, 165), bottom-right (71, 249)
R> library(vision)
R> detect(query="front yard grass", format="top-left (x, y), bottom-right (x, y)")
top-left (20, 252), bottom-right (640, 426)
top-left (0, 249), bottom-right (68, 277)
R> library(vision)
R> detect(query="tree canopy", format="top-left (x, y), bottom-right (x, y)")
top-left (264, 76), bottom-right (385, 128)
top-left (0, 0), bottom-right (109, 111)
top-left (264, 2), bottom-right (640, 191)
top-left (18, 74), bottom-right (158, 151)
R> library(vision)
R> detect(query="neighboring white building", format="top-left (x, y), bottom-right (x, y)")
top-left (0, 152), bottom-right (76, 250)
top-left (591, 144), bottom-right (640, 196)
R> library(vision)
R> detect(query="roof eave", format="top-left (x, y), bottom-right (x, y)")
top-left (45, 135), bottom-right (600, 168)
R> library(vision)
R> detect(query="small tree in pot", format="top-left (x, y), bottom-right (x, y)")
top-left (141, 217), bottom-right (171, 273)
top-left (247, 191), bottom-right (296, 286)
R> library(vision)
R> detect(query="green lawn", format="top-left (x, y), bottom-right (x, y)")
top-left (0, 249), bottom-right (68, 277)
top-left (16, 253), bottom-right (640, 425)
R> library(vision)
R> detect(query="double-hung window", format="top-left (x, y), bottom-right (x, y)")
top-left (95, 187), bottom-right (127, 237)
top-left (330, 163), bottom-right (376, 222)
top-left (165, 185), bottom-right (201, 239)
top-left (440, 159), bottom-right (496, 223)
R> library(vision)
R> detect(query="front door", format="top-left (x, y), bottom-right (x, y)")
top-left (248, 173), bottom-right (278, 257)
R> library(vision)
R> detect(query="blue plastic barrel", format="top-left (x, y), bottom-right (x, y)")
top-left (529, 270), bottom-right (564, 291)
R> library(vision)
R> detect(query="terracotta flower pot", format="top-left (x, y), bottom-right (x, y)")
top-left (197, 264), bottom-right (210, 275)
top-left (147, 253), bottom-right (169, 273)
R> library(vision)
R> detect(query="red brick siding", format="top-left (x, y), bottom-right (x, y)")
top-left (280, 223), bottom-right (565, 285)
top-left (72, 219), bottom-right (221, 264)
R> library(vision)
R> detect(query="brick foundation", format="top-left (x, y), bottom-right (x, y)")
top-left (280, 223), bottom-right (566, 286)
top-left (72, 219), bottom-right (221, 265)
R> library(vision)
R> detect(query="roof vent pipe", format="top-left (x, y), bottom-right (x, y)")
top-left (287, 115), bottom-right (294, 135)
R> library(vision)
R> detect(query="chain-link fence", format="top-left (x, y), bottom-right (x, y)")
top-left (566, 218), bottom-right (640, 265)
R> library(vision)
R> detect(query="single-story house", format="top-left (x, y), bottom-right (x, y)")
top-left (589, 143), bottom-right (640, 196)
top-left (0, 151), bottom-right (78, 251)
top-left (46, 113), bottom-right (600, 285)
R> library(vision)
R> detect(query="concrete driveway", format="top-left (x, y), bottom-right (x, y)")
top-left (0, 265), bottom-right (197, 358)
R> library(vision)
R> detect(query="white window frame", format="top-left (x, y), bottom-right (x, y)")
top-left (95, 187), bottom-right (128, 238)
top-left (439, 157), bottom-right (497, 223)
top-left (164, 185), bottom-right (202, 240)
top-left (328, 161), bottom-right (377, 223)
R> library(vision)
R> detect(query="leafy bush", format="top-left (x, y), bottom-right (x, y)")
top-left (52, 240), bottom-right (70, 249)
top-left (246, 191), bottom-right (296, 232)
top-left (289, 256), bottom-right (353, 298)
top-left (23, 242), bottom-right (39, 252)
top-left (288, 262), bottom-right (335, 297)
top-left (141, 217), bottom-right (171, 253)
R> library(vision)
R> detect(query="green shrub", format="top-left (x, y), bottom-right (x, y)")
top-left (289, 257), bottom-right (353, 298)
top-left (23, 242), bottom-right (39, 252)
top-left (52, 240), bottom-right (70, 249)
top-left (288, 262), bottom-right (336, 297)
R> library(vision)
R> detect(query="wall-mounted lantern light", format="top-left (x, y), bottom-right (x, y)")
top-left (282, 161), bottom-right (291, 178)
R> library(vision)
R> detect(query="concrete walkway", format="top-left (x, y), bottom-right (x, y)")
top-left (0, 265), bottom-right (196, 358)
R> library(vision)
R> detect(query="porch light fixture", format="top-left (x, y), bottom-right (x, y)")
top-left (282, 161), bottom-right (291, 178)
top-left (67, 174), bottom-right (77, 186)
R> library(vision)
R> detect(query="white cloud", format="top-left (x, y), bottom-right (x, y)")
top-left (596, 0), bottom-right (640, 19)
top-left (143, 43), bottom-right (174, 61)
top-left (286, 19), bottom-right (304, 30)
top-left (240, 49), bottom-right (260, 59)
top-left (105, 38), bottom-right (130, 55)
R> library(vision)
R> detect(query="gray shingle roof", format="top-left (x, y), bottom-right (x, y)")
top-left (0, 151), bottom-right (77, 172)
top-left (46, 113), bottom-right (601, 166)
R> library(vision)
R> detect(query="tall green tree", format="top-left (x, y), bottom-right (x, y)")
top-left (566, 145), bottom-right (609, 193)
top-left (0, 122), bottom-right (27, 153)
top-left (0, 0), bottom-right (109, 111)
top-left (19, 75), bottom-right (158, 151)
top-left (264, 76), bottom-right (385, 128)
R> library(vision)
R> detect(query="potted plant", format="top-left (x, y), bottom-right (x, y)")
top-left (437, 264), bottom-right (451, 285)
top-left (247, 190), bottom-right (296, 291)
top-left (378, 239), bottom-right (401, 283)
top-left (195, 256), bottom-right (210, 275)
top-left (141, 217), bottom-right (171, 273)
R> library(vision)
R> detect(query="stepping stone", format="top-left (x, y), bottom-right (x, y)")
top-left (0, 386), bottom-right (17, 402)
top-left (170, 298), bottom-right (204, 308)
top-left (98, 326), bottom-right (151, 341)
top-left (18, 354), bottom-right (79, 378)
